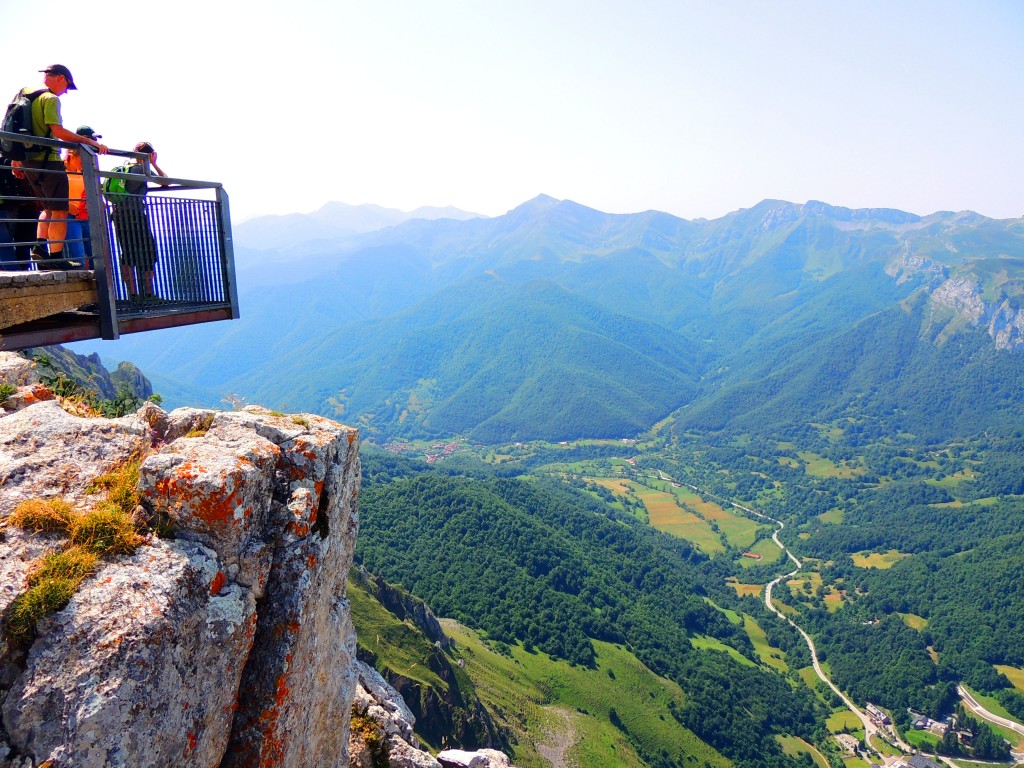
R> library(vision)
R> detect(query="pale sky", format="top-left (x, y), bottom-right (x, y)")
top-left (4, 0), bottom-right (1022, 222)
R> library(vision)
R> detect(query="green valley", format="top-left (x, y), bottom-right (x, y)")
top-left (355, 412), bottom-right (1024, 766)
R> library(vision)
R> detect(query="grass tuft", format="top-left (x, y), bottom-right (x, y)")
top-left (87, 455), bottom-right (142, 514)
top-left (28, 546), bottom-right (101, 587)
top-left (69, 504), bottom-right (144, 555)
top-left (10, 498), bottom-right (77, 534)
top-left (185, 413), bottom-right (216, 438)
top-left (5, 546), bottom-right (99, 648)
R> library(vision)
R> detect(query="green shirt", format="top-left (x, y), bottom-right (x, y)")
top-left (25, 87), bottom-right (61, 162)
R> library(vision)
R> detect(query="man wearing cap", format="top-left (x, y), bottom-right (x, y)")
top-left (12, 65), bottom-right (108, 269)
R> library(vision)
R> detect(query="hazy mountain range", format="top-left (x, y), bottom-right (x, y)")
top-left (72, 196), bottom-right (1024, 443)
top-left (234, 201), bottom-right (482, 250)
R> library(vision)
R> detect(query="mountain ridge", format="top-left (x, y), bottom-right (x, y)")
top-left (71, 196), bottom-right (1024, 442)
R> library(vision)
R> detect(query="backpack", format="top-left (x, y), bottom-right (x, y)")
top-left (103, 161), bottom-right (140, 203)
top-left (0, 88), bottom-right (50, 160)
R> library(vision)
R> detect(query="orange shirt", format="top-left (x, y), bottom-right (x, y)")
top-left (67, 171), bottom-right (87, 220)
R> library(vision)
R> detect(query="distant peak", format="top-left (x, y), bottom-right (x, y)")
top-left (509, 194), bottom-right (562, 214)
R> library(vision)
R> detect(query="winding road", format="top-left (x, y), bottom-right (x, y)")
top-left (954, 686), bottom-right (1024, 765)
top-left (684, 486), bottom-right (913, 755)
top-left (669, 477), bottom-right (1024, 764)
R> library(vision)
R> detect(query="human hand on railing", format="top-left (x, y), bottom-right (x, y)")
top-left (10, 160), bottom-right (25, 179)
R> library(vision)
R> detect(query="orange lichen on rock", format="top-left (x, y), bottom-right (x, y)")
top-left (184, 731), bottom-right (197, 757)
top-left (274, 675), bottom-right (290, 707)
top-left (210, 571), bottom-right (227, 595)
top-left (21, 384), bottom-right (55, 405)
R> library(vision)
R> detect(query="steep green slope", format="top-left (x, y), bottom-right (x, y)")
top-left (348, 564), bottom-right (733, 768)
top-left (443, 621), bottom-right (733, 768)
top-left (347, 572), bottom-right (503, 752)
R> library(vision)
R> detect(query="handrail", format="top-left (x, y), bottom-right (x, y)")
top-left (0, 131), bottom-right (239, 350)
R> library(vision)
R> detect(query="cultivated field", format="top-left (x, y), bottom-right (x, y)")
top-left (851, 550), bottom-right (910, 569)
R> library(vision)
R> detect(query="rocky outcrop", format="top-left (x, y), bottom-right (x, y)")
top-left (930, 277), bottom-right (1024, 351)
top-left (931, 277), bottom-right (987, 322)
top-left (350, 661), bottom-right (519, 768)
top-left (23, 346), bottom-right (153, 402)
top-left (350, 660), bottom-right (441, 768)
top-left (437, 750), bottom-right (517, 768)
top-left (351, 569), bottom-right (506, 753)
top-left (0, 359), bottom-right (361, 768)
top-left (988, 298), bottom-right (1024, 350)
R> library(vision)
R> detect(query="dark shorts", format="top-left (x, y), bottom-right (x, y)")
top-left (112, 204), bottom-right (159, 271)
top-left (21, 159), bottom-right (69, 212)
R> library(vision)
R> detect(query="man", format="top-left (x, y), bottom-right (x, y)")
top-left (11, 64), bottom-right (108, 269)
top-left (0, 155), bottom-right (37, 270)
top-left (111, 141), bottom-right (168, 299)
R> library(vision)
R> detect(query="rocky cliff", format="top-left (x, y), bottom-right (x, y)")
top-left (886, 249), bottom-right (1024, 352)
top-left (350, 660), bottom-right (518, 768)
top-left (0, 354), bottom-right (361, 767)
top-left (350, 568), bottom-right (507, 754)
top-left (23, 345), bottom-right (153, 403)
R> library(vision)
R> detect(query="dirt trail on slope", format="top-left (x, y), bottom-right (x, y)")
top-left (536, 706), bottom-right (577, 768)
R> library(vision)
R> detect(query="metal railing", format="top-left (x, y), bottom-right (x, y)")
top-left (0, 130), bottom-right (238, 348)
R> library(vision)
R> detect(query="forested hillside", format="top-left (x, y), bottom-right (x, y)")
top-left (357, 449), bottom-right (824, 768)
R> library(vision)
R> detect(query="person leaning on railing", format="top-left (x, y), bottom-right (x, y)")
top-left (0, 156), bottom-right (38, 270)
top-left (10, 64), bottom-right (108, 270)
top-left (111, 141), bottom-right (167, 300)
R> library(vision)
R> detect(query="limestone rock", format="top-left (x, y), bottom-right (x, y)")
top-left (989, 299), bottom-right (1024, 351)
top-left (0, 400), bottom-right (151, 510)
top-left (0, 354), bottom-right (36, 388)
top-left (3, 540), bottom-right (255, 767)
top-left (0, 401), bottom-right (361, 768)
top-left (349, 660), bottom-right (440, 768)
top-left (348, 660), bottom-right (520, 768)
top-left (929, 277), bottom-right (1024, 351)
top-left (354, 661), bottom-right (417, 743)
top-left (931, 277), bottom-right (986, 323)
top-left (437, 748), bottom-right (516, 768)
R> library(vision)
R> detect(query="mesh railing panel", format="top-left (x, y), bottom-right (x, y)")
top-left (107, 193), bottom-right (228, 310)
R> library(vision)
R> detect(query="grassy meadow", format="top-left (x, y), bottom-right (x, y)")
top-left (777, 734), bottom-right (829, 768)
top-left (442, 620), bottom-right (732, 768)
top-left (744, 614), bottom-right (788, 672)
top-left (995, 664), bottom-right (1024, 692)
top-left (851, 550), bottom-right (911, 569)
top-left (899, 612), bottom-right (928, 630)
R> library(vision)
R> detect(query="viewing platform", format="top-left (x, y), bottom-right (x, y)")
top-left (0, 132), bottom-right (238, 351)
